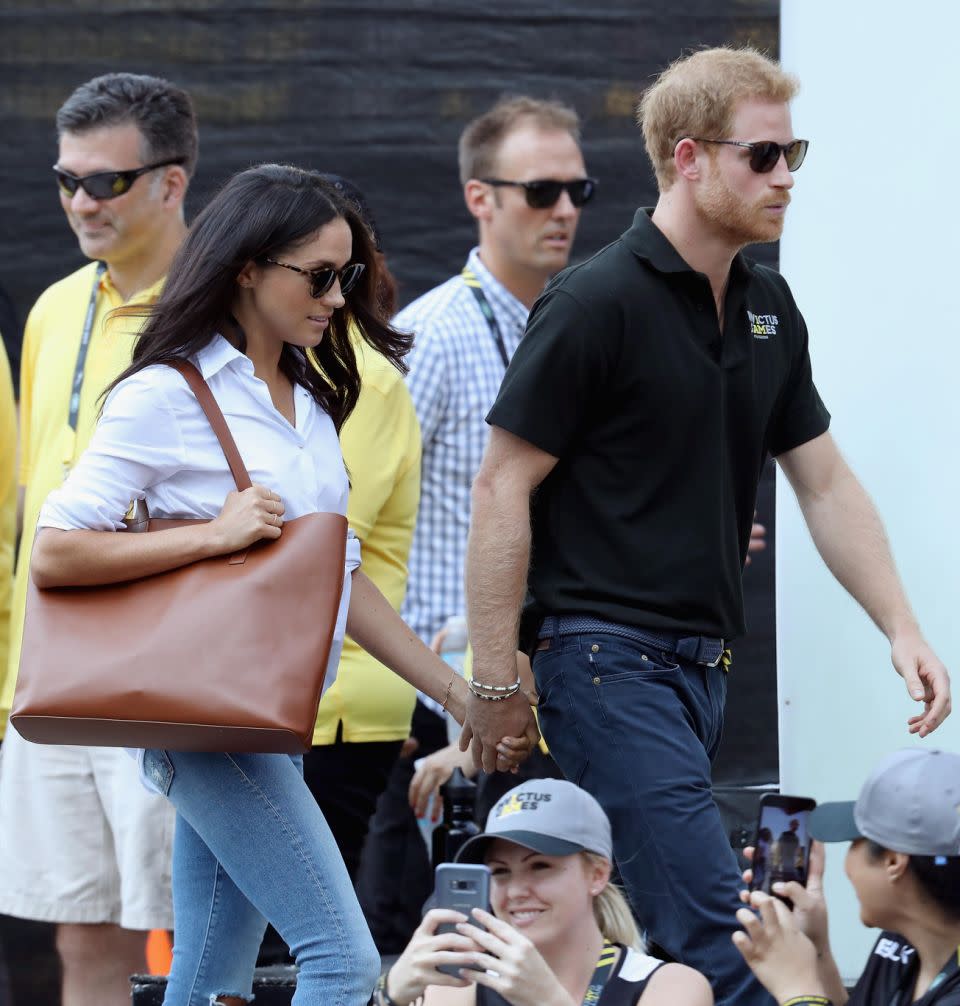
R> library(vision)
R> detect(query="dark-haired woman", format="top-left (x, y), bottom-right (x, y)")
top-left (29, 164), bottom-right (527, 1006)
top-left (734, 748), bottom-right (960, 1006)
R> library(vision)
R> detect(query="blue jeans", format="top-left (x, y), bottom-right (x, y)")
top-left (142, 748), bottom-right (380, 1006)
top-left (532, 622), bottom-right (773, 1006)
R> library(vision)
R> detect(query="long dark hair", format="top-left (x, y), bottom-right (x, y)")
top-left (107, 163), bottom-right (410, 431)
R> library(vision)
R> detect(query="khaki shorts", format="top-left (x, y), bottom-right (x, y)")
top-left (0, 727), bottom-right (174, 929)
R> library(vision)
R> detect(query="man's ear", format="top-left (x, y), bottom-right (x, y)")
top-left (464, 179), bottom-right (494, 222)
top-left (161, 165), bottom-right (189, 209)
top-left (673, 137), bottom-right (703, 182)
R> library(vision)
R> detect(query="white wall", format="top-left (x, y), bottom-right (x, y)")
top-left (778, 0), bottom-right (960, 981)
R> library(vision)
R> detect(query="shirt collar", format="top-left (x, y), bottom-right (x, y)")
top-left (192, 333), bottom-right (254, 381)
top-left (622, 208), bottom-right (754, 284)
top-left (99, 266), bottom-right (166, 308)
top-left (466, 247), bottom-right (530, 329)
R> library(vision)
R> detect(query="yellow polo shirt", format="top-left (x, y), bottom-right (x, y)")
top-left (0, 340), bottom-right (16, 722)
top-left (1, 262), bottom-right (163, 729)
top-left (312, 334), bottom-right (421, 744)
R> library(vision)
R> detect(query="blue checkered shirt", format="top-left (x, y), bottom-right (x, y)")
top-left (396, 248), bottom-right (528, 648)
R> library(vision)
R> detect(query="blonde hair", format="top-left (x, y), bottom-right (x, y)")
top-left (458, 96), bottom-right (581, 185)
top-left (583, 853), bottom-right (645, 951)
top-left (637, 46), bottom-right (799, 190)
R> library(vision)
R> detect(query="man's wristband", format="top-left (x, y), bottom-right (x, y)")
top-left (470, 676), bottom-right (521, 693)
top-left (781, 997), bottom-right (833, 1006)
top-left (468, 677), bottom-right (521, 701)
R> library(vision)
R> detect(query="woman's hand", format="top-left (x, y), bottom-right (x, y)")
top-left (732, 891), bottom-right (825, 1004)
top-left (739, 841), bottom-right (830, 954)
top-left (409, 744), bottom-right (477, 819)
top-left (207, 484), bottom-right (284, 553)
top-left (385, 909), bottom-right (483, 1006)
top-left (456, 908), bottom-right (577, 1006)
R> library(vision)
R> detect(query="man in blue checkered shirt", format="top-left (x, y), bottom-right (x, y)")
top-left (395, 96), bottom-right (594, 660)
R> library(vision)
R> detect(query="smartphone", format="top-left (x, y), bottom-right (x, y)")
top-left (750, 794), bottom-right (817, 902)
top-left (432, 863), bottom-right (491, 976)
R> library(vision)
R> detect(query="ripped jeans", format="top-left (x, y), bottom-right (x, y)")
top-left (142, 749), bottom-right (380, 1006)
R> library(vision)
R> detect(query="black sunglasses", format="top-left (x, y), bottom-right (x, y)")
top-left (480, 177), bottom-right (598, 209)
top-left (53, 158), bottom-right (186, 200)
top-left (687, 138), bottom-right (809, 174)
top-left (264, 258), bottom-right (366, 298)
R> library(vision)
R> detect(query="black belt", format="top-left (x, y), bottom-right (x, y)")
top-left (538, 615), bottom-right (726, 667)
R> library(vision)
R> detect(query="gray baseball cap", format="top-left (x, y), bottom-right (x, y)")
top-left (809, 748), bottom-right (960, 857)
top-left (456, 778), bottom-right (613, 863)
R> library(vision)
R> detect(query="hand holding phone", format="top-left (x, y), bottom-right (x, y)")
top-left (433, 863), bottom-right (491, 976)
top-left (749, 794), bottom-right (816, 906)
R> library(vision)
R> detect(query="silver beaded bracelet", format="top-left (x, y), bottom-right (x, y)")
top-left (470, 677), bottom-right (522, 693)
top-left (468, 678), bottom-right (521, 701)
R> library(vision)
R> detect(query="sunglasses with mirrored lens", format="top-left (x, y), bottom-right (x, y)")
top-left (264, 259), bottom-right (366, 298)
top-left (53, 158), bottom-right (187, 200)
top-left (690, 138), bottom-right (809, 174)
top-left (480, 177), bottom-right (598, 209)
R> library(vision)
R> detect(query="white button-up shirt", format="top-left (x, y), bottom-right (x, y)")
top-left (39, 334), bottom-right (360, 722)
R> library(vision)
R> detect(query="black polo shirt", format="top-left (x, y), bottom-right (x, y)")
top-left (848, 931), bottom-right (960, 1006)
top-left (487, 209), bottom-right (830, 646)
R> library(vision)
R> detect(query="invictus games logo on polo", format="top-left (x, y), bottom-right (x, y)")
top-left (748, 310), bottom-right (779, 339)
top-left (496, 792), bottom-right (553, 817)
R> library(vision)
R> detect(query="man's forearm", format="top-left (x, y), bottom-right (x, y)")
top-left (797, 462), bottom-right (915, 641)
top-left (465, 471), bottom-right (531, 685)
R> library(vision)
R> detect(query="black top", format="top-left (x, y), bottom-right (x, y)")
top-left (849, 931), bottom-right (960, 1006)
top-left (487, 209), bottom-right (830, 645)
top-left (475, 943), bottom-right (664, 1006)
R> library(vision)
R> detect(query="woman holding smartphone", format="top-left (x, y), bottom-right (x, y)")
top-left (29, 164), bottom-right (526, 1006)
top-left (381, 778), bottom-right (712, 1006)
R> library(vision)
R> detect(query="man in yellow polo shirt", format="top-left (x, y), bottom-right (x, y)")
top-left (0, 341), bottom-right (15, 729)
top-left (0, 73), bottom-right (196, 1006)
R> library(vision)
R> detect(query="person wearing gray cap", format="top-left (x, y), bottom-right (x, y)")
top-left (373, 778), bottom-right (712, 1006)
top-left (733, 748), bottom-right (960, 1006)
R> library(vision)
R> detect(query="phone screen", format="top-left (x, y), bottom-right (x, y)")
top-left (751, 795), bottom-right (816, 895)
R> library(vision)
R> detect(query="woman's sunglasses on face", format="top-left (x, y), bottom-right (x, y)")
top-left (480, 176), bottom-right (598, 209)
top-left (264, 259), bottom-right (366, 298)
top-left (53, 157), bottom-right (186, 200)
top-left (685, 138), bottom-right (809, 174)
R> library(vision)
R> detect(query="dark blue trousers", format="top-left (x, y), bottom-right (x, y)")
top-left (532, 624), bottom-right (773, 1006)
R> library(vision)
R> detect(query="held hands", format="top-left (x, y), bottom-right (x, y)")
top-left (209, 484), bottom-right (285, 554)
top-left (459, 690), bottom-right (540, 774)
top-left (890, 627), bottom-right (951, 736)
top-left (456, 908), bottom-right (577, 1006)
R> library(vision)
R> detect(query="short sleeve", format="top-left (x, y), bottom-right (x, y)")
top-left (487, 288), bottom-right (615, 458)
top-left (38, 370), bottom-right (187, 531)
top-left (768, 308), bottom-right (831, 457)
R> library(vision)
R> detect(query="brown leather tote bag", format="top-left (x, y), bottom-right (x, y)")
top-left (11, 360), bottom-right (347, 753)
